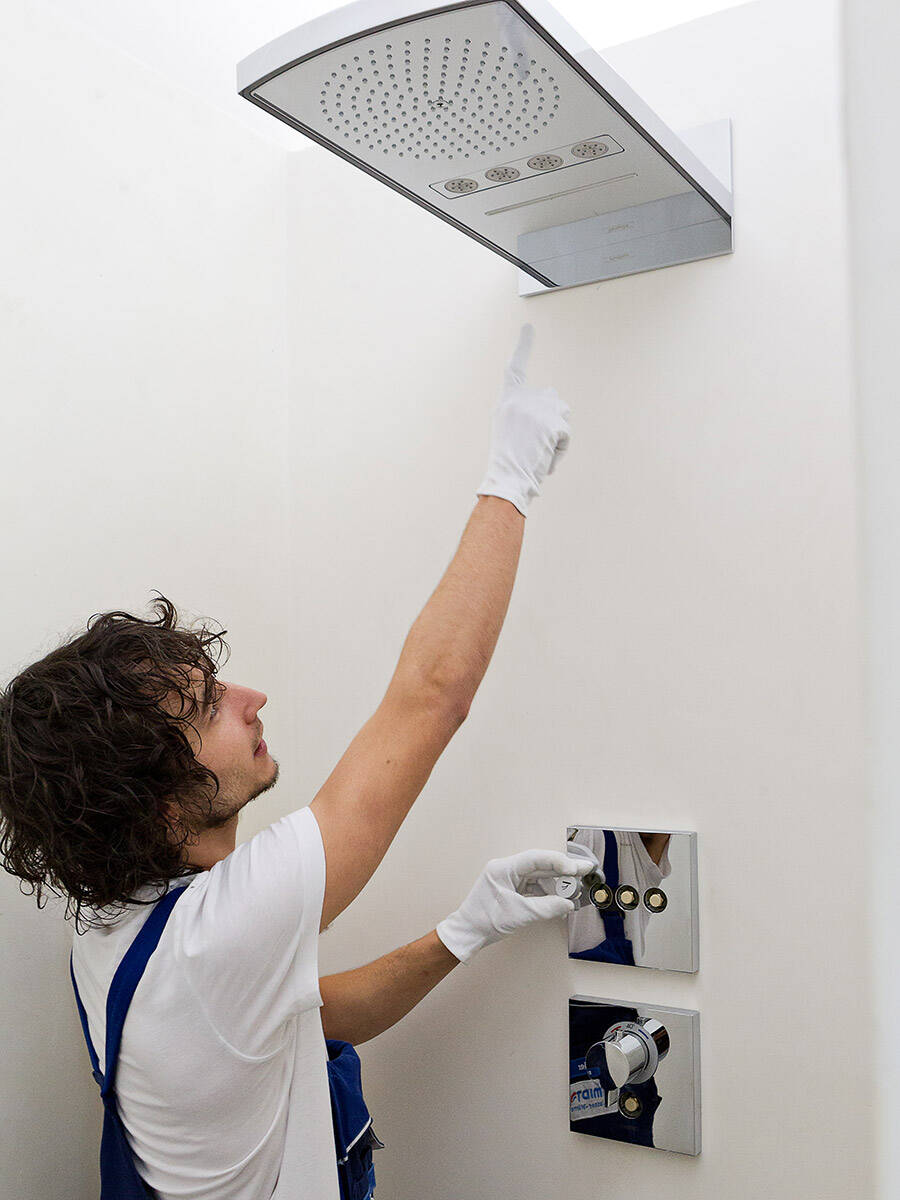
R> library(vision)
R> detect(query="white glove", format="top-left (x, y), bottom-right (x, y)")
top-left (435, 850), bottom-right (593, 964)
top-left (564, 841), bottom-right (603, 878)
top-left (476, 324), bottom-right (571, 517)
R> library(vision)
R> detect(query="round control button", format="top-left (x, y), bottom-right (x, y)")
top-left (589, 881), bottom-right (613, 910)
top-left (643, 887), bottom-right (668, 913)
top-left (619, 1091), bottom-right (643, 1119)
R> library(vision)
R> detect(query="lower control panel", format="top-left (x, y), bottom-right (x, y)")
top-left (569, 996), bottom-right (701, 1155)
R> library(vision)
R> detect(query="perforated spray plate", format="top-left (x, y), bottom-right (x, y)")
top-left (239, 0), bottom-right (733, 290)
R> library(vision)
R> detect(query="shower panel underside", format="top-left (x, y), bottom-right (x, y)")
top-left (239, 0), bottom-right (733, 292)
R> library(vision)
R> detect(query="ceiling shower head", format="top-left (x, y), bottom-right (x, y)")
top-left (237, 0), bottom-right (733, 292)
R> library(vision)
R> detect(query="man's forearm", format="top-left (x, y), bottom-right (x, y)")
top-left (394, 495), bottom-right (524, 707)
top-left (319, 931), bottom-right (460, 1046)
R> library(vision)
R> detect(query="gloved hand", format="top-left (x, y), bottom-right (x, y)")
top-left (476, 323), bottom-right (571, 517)
top-left (435, 850), bottom-right (593, 964)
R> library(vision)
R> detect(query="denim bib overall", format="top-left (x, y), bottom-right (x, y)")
top-left (70, 885), bottom-right (379, 1199)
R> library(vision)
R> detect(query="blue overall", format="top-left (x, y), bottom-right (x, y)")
top-left (326, 1039), bottom-right (381, 1200)
top-left (70, 884), bottom-right (379, 1200)
top-left (569, 830), bottom-right (636, 966)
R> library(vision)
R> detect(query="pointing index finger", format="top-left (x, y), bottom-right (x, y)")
top-left (505, 322), bottom-right (534, 385)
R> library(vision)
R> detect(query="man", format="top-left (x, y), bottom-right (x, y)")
top-left (0, 325), bottom-right (586, 1199)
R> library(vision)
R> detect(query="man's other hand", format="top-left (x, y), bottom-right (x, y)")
top-left (435, 849), bottom-right (592, 964)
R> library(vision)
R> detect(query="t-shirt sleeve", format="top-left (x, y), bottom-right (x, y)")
top-left (172, 805), bottom-right (326, 1057)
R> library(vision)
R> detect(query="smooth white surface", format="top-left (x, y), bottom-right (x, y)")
top-left (678, 118), bottom-right (733, 192)
top-left (0, 1), bottom-right (879, 1198)
top-left (842, 3), bottom-right (900, 1198)
top-left (0, 3), bottom-right (291, 1195)
top-left (291, 3), bottom-right (871, 1196)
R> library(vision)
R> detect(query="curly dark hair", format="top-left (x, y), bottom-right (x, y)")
top-left (0, 593), bottom-right (230, 928)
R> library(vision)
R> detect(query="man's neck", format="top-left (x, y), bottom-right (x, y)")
top-left (639, 831), bottom-right (669, 866)
top-left (186, 816), bottom-right (239, 871)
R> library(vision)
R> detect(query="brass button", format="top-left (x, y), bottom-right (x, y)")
top-left (615, 884), bottom-right (640, 911)
top-left (643, 887), bottom-right (668, 913)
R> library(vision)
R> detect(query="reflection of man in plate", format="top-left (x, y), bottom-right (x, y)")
top-left (569, 999), bottom-right (661, 1147)
top-left (568, 829), bottom-right (671, 966)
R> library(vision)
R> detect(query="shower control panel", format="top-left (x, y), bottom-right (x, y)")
top-left (569, 996), bottom-right (701, 1155)
top-left (563, 826), bottom-right (698, 972)
top-left (430, 133), bottom-right (625, 198)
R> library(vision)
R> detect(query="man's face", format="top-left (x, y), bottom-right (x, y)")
top-left (183, 674), bottom-right (279, 829)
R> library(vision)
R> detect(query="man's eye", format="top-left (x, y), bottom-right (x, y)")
top-left (209, 704), bottom-right (219, 720)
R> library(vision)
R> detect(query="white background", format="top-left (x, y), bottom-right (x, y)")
top-left (49, 0), bottom-right (755, 144)
top-left (2, 1), bottom-right (893, 1197)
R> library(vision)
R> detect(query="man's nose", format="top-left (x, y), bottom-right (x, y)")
top-left (223, 682), bottom-right (267, 716)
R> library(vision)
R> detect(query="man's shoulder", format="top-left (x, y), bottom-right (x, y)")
top-left (75, 874), bottom-right (204, 942)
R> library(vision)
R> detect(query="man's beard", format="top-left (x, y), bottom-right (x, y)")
top-left (199, 758), bottom-right (280, 831)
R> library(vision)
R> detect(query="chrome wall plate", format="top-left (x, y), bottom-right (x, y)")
top-left (569, 995), bottom-right (701, 1156)
top-left (564, 826), bottom-right (698, 972)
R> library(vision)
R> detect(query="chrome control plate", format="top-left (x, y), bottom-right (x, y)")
top-left (569, 996), bottom-right (701, 1155)
top-left (565, 826), bottom-right (698, 973)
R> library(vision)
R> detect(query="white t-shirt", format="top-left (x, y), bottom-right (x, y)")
top-left (71, 805), bottom-right (340, 1200)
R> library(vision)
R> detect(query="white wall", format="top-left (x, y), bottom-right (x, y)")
top-left (1, 1), bottom-right (879, 1198)
top-left (842, 3), bottom-right (900, 1198)
top-left (288, 2), bottom-right (874, 1198)
top-left (0, 4), bottom-right (290, 1196)
top-left (47, 1), bottom-right (758, 149)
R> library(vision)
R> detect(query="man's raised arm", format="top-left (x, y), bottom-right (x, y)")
top-left (310, 325), bottom-right (571, 930)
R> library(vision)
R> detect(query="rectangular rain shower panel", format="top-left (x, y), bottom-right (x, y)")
top-left (237, 0), bottom-right (733, 292)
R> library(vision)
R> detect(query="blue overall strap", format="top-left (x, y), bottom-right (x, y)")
top-left (70, 885), bottom-right (190, 1200)
top-left (326, 1038), bottom-right (379, 1200)
top-left (569, 831), bottom-right (635, 966)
